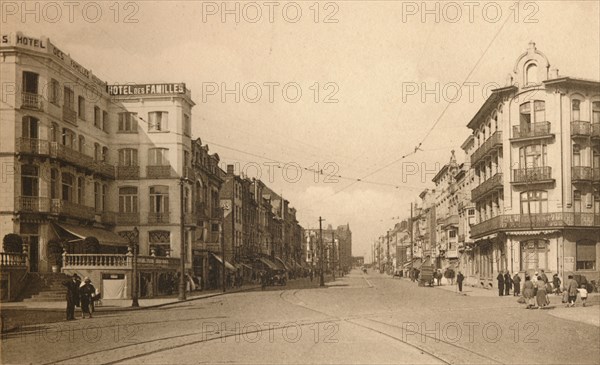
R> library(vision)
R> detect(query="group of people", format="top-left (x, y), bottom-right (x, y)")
top-left (62, 273), bottom-right (99, 320)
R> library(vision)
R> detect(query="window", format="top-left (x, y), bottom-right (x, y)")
top-left (593, 146), bottom-right (600, 169)
top-left (50, 123), bottom-right (59, 143)
top-left (102, 147), bottom-right (109, 162)
top-left (64, 87), bottom-right (74, 110)
top-left (449, 230), bottom-right (456, 238)
top-left (21, 165), bottom-right (39, 197)
top-left (94, 143), bottom-right (101, 161)
top-left (118, 112), bottom-right (138, 132)
top-left (77, 177), bottom-right (85, 204)
top-left (593, 101), bottom-right (600, 124)
top-left (520, 102), bottom-right (531, 127)
top-left (94, 106), bottom-right (101, 129)
top-left (102, 111), bottom-right (109, 132)
top-left (519, 144), bottom-right (547, 169)
top-left (184, 114), bottom-right (191, 136)
top-left (119, 187), bottom-right (138, 213)
top-left (572, 99), bottom-right (581, 121)
top-left (22, 71), bottom-right (39, 94)
top-left (149, 186), bottom-right (169, 213)
top-left (22, 116), bottom-right (39, 139)
top-left (520, 239), bottom-right (548, 271)
top-left (573, 143), bottom-right (581, 166)
top-left (61, 173), bottom-right (74, 202)
top-left (576, 240), bottom-right (596, 270)
top-left (520, 191), bottom-right (548, 214)
top-left (148, 148), bottom-right (169, 165)
top-left (78, 136), bottom-right (85, 153)
top-left (94, 182), bottom-right (101, 211)
top-left (525, 63), bottom-right (538, 85)
top-left (102, 184), bottom-right (108, 211)
top-left (49, 79), bottom-right (60, 104)
top-left (118, 149), bottom-right (138, 166)
top-left (50, 169), bottom-right (59, 199)
top-left (468, 208), bottom-right (475, 215)
top-left (148, 111), bottom-right (168, 132)
top-left (534, 100), bottom-right (545, 123)
top-left (574, 189), bottom-right (582, 213)
top-left (62, 128), bottom-right (75, 149)
top-left (78, 96), bottom-right (85, 120)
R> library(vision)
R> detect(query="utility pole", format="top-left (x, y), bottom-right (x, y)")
top-left (386, 230), bottom-right (390, 275)
top-left (410, 203), bottom-right (414, 272)
top-left (221, 207), bottom-right (226, 293)
top-left (178, 178), bottom-right (187, 301)
top-left (331, 231), bottom-right (335, 280)
top-left (319, 216), bottom-right (325, 286)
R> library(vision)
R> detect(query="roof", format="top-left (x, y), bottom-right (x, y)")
top-left (466, 85), bottom-right (517, 130)
top-left (543, 77), bottom-right (600, 88)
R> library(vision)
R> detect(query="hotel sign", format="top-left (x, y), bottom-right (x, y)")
top-left (107, 83), bottom-right (186, 96)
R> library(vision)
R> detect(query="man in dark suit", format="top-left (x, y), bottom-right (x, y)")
top-left (62, 274), bottom-right (81, 320)
top-left (497, 272), bottom-right (505, 296)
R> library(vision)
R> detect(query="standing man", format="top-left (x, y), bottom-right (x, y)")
top-left (540, 269), bottom-right (549, 284)
top-left (504, 270), bottom-right (512, 296)
top-left (62, 274), bottom-right (81, 321)
top-left (497, 271), bottom-right (505, 296)
top-left (513, 272), bottom-right (521, 296)
top-left (456, 271), bottom-right (464, 293)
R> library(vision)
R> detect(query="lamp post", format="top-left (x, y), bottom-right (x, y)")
top-left (130, 227), bottom-right (139, 307)
top-left (178, 178), bottom-right (189, 301)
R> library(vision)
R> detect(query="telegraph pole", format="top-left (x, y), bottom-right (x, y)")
top-left (221, 207), bottom-right (226, 293)
top-left (319, 216), bottom-right (325, 286)
top-left (410, 203), bottom-right (414, 272)
top-left (386, 230), bottom-right (390, 275)
top-left (331, 231), bottom-right (335, 280)
top-left (178, 178), bottom-right (186, 301)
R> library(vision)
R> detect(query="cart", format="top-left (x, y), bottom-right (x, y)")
top-left (418, 258), bottom-right (435, 287)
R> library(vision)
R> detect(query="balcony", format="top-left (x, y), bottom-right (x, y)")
top-left (0, 253), bottom-right (27, 268)
top-left (116, 212), bottom-right (140, 225)
top-left (592, 124), bottom-right (600, 139)
top-left (594, 168), bottom-right (600, 183)
top-left (147, 165), bottom-right (171, 179)
top-left (572, 166), bottom-right (593, 182)
top-left (51, 199), bottom-right (95, 221)
top-left (117, 165), bottom-right (140, 179)
top-left (16, 138), bottom-right (50, 155)
top-left (15, 196), bottom-right (50, 213)
top-left (148, 212), bottom-right (170, 224)
top-left (62, 253), bottom-right (180, 271)
top-left (512, 122), bottom-right (552, 141)
top-left (21, 92), bottom-right (42, 110)
top-left (512, 166), bottom-right (554, 185)
top-left (62, 105), bottom-right (77, 125)
top-left (471, 212), bottom-right (600, 238)
top-left (92, 160), bottom-right (116, 179)
top-left (471, 173), bottom-right (503, 201)
top-left (470, 131), bottom-right (502, 165)
top-left (50, 142), bottom-right (94, 170)
top-left (571, 121), bottom-right (591, 138)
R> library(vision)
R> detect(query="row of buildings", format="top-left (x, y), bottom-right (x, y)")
top-left (375, 42), bottom-right (600, 288)
top-left (0, 31), bottom-right (322, 300)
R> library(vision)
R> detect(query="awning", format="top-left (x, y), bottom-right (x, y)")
top-left (412, 259), bottom-right (424, 270)
top-left (505, 230), bottom-right (560, 237)
top-left (258, 257), bottom-right (279, 270)
top-left (210, 253), bottom-right (236, 271)
top-left (274, 257), bottom-right (290, 271)
top-left (55, 223), bottom-right (128, 246)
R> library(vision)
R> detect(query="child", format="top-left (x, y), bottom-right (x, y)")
top-left (577, 284), bottom-right (588, 307)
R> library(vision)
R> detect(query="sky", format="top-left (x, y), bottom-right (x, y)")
top-left (4, 0), bottom-right (600, 262)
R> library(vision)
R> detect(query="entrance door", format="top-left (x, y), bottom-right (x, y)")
top-left (29, 236), bottom-right (39, 272)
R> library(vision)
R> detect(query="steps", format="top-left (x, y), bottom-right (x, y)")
top-left (21, 273), bottom-right (72, 302)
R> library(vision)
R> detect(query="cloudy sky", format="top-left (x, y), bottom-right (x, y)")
top-left (5, 1), bottom-right (599, 261)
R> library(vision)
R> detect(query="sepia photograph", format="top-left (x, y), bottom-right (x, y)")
top-left (1, 1), bottom-right (599, 364)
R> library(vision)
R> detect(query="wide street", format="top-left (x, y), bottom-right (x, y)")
top-left (2, 270), bottom-right (599, 365)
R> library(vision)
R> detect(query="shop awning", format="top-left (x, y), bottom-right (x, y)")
top-left (274, 257), bottom-right (290, 271)
top-left (258, 257), bottom-right (279, 270)
top-left (55, 223), bottom-right (128, 246)
top-left (210, 253), bottom-right (236, 271)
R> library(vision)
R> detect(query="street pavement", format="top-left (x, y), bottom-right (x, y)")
top-left (1, 270), bottom-right (599, 365)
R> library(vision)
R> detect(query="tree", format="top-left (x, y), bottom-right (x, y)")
top-left (2, 234), bottom-right (23, 253)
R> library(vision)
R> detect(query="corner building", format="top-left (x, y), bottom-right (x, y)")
top-left (467, 42), bottom-right (600, 288)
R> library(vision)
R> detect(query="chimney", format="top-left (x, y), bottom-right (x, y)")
top-left (227, 164), bottom-right (234, 175)
top-left (550, 68), bottom-right (559, 79)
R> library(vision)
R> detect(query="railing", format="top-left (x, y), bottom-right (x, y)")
top-left (92, 160), bottom-right (116, 179)
top-left (116, 212), bottom-right (140, 225)
top-left (63, 105), bottom-right (77, 125)
top-left (571, 121), bottom-right (591, 137)
top-left (21, 92), bottom-right (42, 110)
top-left (50, 142), bottom-right (94, 169)
top-left (51, 199), bottom-right (95, 220)
top-left (0, 253), bottom-right (27, 268)
top-left (117, 165), bottom-right (140, 179)
top-left (15, 196), bottom-right (51, 212)
top-left (471, 213), bottom-right (600, 238)
top-left (148, 212), bottom-right (170, 224)
top-left (512, 122), bottom-right (551, 139)
top-left (470, 131), bottom-right (502, 165)
top-left (471, 173), bottom-right (503, 201)
top-left (62, 253), bottom-right (180, 270)
top-left (592, 124), bottom-right (600, 138)
top-left (572, 166), bottom-right (593, 181)
top-left (147, 165), bottom-right (171, 178)
top-left (17, 138), bottom-right (50, 155)
top-left (594, 168), bottom-right (600, 182)
top-left (512, 166), bottom-right (553, 184)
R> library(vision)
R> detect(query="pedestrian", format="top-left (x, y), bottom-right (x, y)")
top-left (513, 273), bottom-right (521, 296)
top-left (79, 277), bottom-right (96, 319)
top-left (540, 269), bottom-right (549, 284)
top-left (497, 271), bottom-right (505, 296)
top-left (504, 270), bottom-right (512, 296)
top-left (62, 274), bottom-right (81, 320)
top-left (456, 271), bottom-right (464, 293)
top-left (436, 270), bottom-right (442, 286)
top-left (552, 274), bottom-right (561, 295)
top-left (566, 275), bottom-right (579, 307)
top-left (578, 284), bottom-right (588, 307)
top-left (522, 275), bottom-right (535, 309)
top-left (535, 276), bottom-right (548, 309)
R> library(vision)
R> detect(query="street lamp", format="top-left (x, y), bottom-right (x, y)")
top-left (179, 177), bottom-right (190, 301)
top-left (131, 226), bottom-right (139, 307)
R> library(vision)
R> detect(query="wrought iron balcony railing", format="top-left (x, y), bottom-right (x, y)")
top-left (512, 122), bottom-right (551, 140)
top-left (148, 212), bottom-right (170, 224)
top-left (592, 124), bottom-right (600, 139)
top-left (116, 212), bottom-right (140, 225)
top-left (147, 165), bottom-right (171, 179)
top-left (512, 166), bottom-right (553, 184)
top-left (471, 173), bottom-right (503, 201)
top-left (470, 131), bottom-right (502, 165)
top-left (50, 199), bottom-right (95, 221)
top-left (572, 166), bottom-right (593, 181)
top-left (21, 92), bottom-right (43, 110)
top-left (117, 165), bottom-right (140, 179)
top-left (471, 213), bottom-right (600, 238)
top-left (571, 121), bottom-right (591, 137)
top-left (15, 196), bottom-right (51, 213)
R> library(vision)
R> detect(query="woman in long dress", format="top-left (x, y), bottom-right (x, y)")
top-left (535, 276), bottom-right (548, 309)
top-left (522, 276), bottom-right (535, 309)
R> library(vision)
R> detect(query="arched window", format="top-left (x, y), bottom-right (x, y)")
top-left (102, 146), bottom-right (109, 162)
top-left (572, 99), bottom-right (581, 121)
top-left (22, 116), bottom-right (39, 139)
top-left (21, 165), bottom-right (39, 197)
top-left (50, 169), bottom-right (59, 199)
top-left (520, 190), bottom-right (548, 214)
top-left (149, 230), bottom-right (170, 257)
top-left (576, 239), bottom-right (596, 270)
top-left (118, 148), bottom-right (138, 166)
top-left (119, 186), bottom-right (138, 213)
top-left (61, 172), bottom-right (74, 202)
top-left (573, 143), bottom-right (581, 166)
top-left (593, 101), bottom-right (600, 124)
top-left (149, 186), bottom-right (169, 213)
top-left (520, 239), bottom-right (548, 271)
top-left (78, 136), bottom-right (85, 153)
top-left (77, 177), bottom-right (85, 204)
top-left (148, 148), bottom-right (169, 166)
top-left (520, 102), bottom-right (531, 127)
top-left (525, 63), bottom-right (538, 85)
top-left (94, 182), bottom-right (101, 211)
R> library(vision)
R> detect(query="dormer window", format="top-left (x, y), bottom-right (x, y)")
top-left (525, 63), bottom-right (538, 85)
